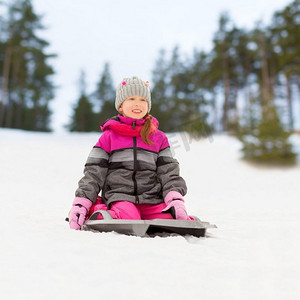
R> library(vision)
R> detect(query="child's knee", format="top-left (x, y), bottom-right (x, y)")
top-left (139, 203), bottom-right (174, 220)
top-left (110, 201), bottom-right (141, 220)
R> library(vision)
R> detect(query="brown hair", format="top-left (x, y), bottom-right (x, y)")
top-left (141, 113), bottom-right (153, 145)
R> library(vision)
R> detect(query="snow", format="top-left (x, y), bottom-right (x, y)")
top-left (1, 128), bottom-right (300, 300)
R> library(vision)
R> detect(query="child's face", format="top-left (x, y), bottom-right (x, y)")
top-left (119, 95), bottom-right (148, 119)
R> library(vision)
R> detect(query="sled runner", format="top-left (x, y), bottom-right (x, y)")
top-left (81, 211), bottom-right (216, 237)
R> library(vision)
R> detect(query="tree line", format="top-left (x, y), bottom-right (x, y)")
top-left (1, 0), bottom-right (299, 164)
top-left (69, 0), bottom-right (300, 133)
top-left (0, 0), bottom-right (55, 131)
top-left (68, 0), bottom-right (300, 164)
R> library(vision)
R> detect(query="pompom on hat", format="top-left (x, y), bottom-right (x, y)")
top-left (115, 76), bottom-right (151, 112)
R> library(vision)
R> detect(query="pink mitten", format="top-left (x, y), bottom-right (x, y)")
top-left (161, 191), bottom-right (189, 220)
top-left (69, 197), bottom-right (92, 230)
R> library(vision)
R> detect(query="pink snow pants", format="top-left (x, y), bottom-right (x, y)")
top-left (88, 197), bottom-right (174, 220)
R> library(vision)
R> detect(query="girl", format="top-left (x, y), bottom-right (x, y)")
top-left (69, 76), bottom-right (190, 230)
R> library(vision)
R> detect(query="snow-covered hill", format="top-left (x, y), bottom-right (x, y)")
top-left (1, 129), bottom-right (300, 300)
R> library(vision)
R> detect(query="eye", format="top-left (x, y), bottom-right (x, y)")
top-left (140, 98), bottom-right (146, 102)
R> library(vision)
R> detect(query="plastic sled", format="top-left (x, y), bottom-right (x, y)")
top-left (81, 210), bottom-right (217, 237)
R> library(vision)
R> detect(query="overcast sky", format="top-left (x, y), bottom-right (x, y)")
top-left (30, 0), bottom-right (291, 131)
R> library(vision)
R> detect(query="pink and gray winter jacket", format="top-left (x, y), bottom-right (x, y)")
top-left (75, 115), bottom-right (187, 207)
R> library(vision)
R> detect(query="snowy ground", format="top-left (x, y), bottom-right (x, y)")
top-left (1, 129), bottom-right (300, 300)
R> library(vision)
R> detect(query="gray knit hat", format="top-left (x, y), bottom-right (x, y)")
top-left (115, 76), bottom-right (151, 112)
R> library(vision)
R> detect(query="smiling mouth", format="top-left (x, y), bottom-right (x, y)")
top-left (132, 109), bottom-right (142, 113)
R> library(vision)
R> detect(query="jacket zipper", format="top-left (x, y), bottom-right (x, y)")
top-left (132, 121), bottom-right (138, 203)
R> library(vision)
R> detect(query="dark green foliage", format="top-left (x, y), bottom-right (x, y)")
top-left (68, 70), bottom-right (96, 132)
top-left (239, 101), bottom-right (296, 165)
top-left (68, 94), bottom-right (95, 132)
top-left (0, 0), bottom-right (55, 131)
top-left (271, 0), bottom-right (300, 78)
top-left (93, 62), bottom-right (115, 125)
top-left (68, 65), bottom-right (116, 132)
top-left (235, 1), bottom-right (300, 165)
top-left (150, 46), bottom-right (210, 136)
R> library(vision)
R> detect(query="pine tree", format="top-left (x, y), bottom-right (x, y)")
top-left (240, 100), bottom-right (296, 165)
top-left (210, 13), bottom-right (243, 132)
top-left (93, 62), bottom-right (115, 124)
top-left (151, 49), bottom-right (169, 130)
top-left (151, 46), bottom-right (210, 135)
top-left (238, 21), bottom-right (297, 165)
top-left (271, 0), bottom-right (300, 131)
top-left (0, 0), bottom-right (55, 131)
top-left (68, 71), bottom-right (96, 132)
